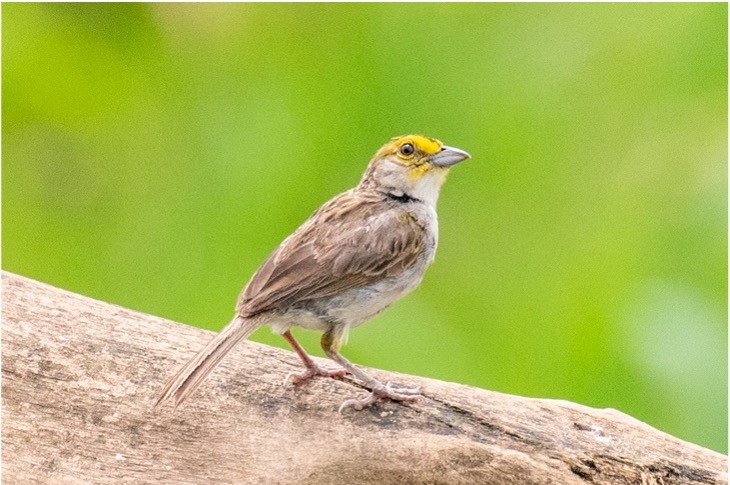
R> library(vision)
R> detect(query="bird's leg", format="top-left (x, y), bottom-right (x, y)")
top-left (282, 330), bottom-right (347, 384)
top-left (320, 328), bottom-right (421, 412)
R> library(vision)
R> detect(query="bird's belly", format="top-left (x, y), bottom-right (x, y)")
top-left (300, 257), bottom-right (432, 329)
top-left (329, 281), bottom-right (417, 327)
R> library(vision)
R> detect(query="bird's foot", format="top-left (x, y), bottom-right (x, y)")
top-left (339, 382), bottom-right (421, 412)
top-left (285, 364), bottom-right (348, 385)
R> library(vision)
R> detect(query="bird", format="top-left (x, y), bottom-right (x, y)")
top-left (156, 134), bottom-right (470, 412)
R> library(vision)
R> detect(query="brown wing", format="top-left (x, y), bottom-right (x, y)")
top-left (236, 190), bottom-right (425, 317)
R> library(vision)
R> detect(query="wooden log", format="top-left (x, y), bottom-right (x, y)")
top-left (2, 271), bottom-right (727, 484)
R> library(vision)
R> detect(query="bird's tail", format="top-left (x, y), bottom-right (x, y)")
top-left (155, 315), bottom-right (262, 409)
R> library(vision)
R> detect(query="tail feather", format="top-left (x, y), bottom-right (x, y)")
top-left (155, 315), bottom-right (261, 409)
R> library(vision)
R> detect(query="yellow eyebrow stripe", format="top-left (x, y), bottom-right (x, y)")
top-left (404, 135), bottom-right (442, 155)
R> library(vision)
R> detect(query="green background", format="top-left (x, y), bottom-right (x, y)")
top-left (3, 4), bottom-right (727, 452)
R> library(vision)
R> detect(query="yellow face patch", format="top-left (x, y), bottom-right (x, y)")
top-left (407, 161), bottom-right (448, 182)
top-left (376, 134), bottom-right (443, 159)
top-left (370, 135), bottom-right (447, 182)
top-left (397, 135), bottom-right (442, 155)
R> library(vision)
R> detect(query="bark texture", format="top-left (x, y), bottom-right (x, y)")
top-left (2, 271), bottom-right (727, 484)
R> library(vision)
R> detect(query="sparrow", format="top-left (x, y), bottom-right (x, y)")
top-left (156, 134), bottom-right (470, 412)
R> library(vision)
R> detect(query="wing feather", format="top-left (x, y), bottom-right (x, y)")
top-left (237, 191), bottom-right (425, 317)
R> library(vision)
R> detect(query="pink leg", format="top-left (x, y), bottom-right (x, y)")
top-left (319, 328), bottom-right (421, 412)
top-left (282, 330), bottom-right (347, 384)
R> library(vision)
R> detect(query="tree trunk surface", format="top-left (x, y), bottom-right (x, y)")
top-left (2, 272), bottom-right (727, 484)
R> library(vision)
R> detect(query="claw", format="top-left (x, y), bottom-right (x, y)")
top-left (285, 364), bottom-right (348, 386)
top-left (339, 382), bottom-right (421, 413)
top-left (387, 385), bottom-right (421, 395)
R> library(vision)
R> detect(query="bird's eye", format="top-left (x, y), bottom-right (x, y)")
top-left (399, 143), bottom-right (415, 157)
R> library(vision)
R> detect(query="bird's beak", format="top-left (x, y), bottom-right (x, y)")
top-left (430, 146), bottom-right (471, 167)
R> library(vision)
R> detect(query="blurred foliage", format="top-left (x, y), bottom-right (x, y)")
top-left (2, 4), bottom-right (727, 452)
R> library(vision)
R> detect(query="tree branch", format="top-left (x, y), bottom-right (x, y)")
top-left (2, 271), bottom-right (727, 484)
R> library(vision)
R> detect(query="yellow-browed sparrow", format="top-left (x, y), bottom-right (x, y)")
top-left (157, 135), bottom-right (470, 412)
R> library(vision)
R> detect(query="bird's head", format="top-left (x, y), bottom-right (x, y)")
top-left (359, 135), bottom-right (470, 206)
